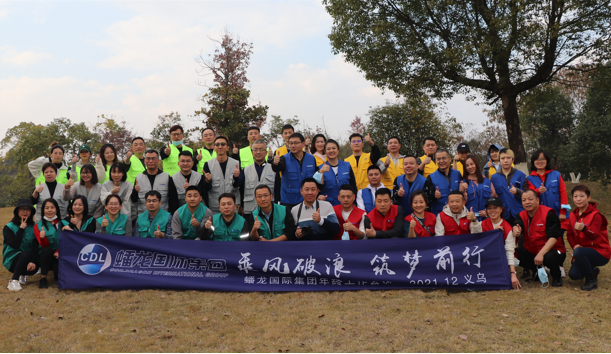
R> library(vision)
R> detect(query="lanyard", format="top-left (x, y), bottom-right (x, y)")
top-left (410, 213), bottom-right (432, 236)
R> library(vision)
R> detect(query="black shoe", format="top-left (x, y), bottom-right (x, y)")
top-left (525, 271), bottom-right (539, 282)
top-left (551, 277), bottom-right (563, 287)
top-left (522, 269), bottom-right (532, 280)
top-left (39, 278), bottom-right (48, 289)
top-left (593, 267), bottom-right (600, 282)
top-left (581, 274), bottom-right (598, 291)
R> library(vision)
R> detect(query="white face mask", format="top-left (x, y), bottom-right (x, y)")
top-left (43, 215), bottom-right (58, 222)
top-left (537, 267), bottom-right (549, 288)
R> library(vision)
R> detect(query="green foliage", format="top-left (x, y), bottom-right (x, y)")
top-left (365, 97), bottom-right (463, 157)
top-left (261, 115), bottom-right (300, 150)
top-left (92, 115), bottom-right (135, 157)
top-left (149, 112), bottom-right (192, 151)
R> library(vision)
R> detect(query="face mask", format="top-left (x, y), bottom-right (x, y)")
top-left (172, 140), bottom-right (183, 147)
top-left (43, 215), bottom-right (58, 222)
top-left (537, 267), bottom-right (549, 288)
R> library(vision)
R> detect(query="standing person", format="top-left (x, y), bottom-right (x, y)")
top-left (171, 187), bottom-right (214, 240)
top-left (68, 144), bottom-right (93, 181)
top-left (274, 124), bottom-right (295, 158)
top-left (462, 155), bottom-right (495, 221)
top-left (315, 139), bottom-right (356, 206)
top-left (202, 193), bottom-right (250, 241)
top-left (483, 144), bottom-right (504, 179)
top-left (168, 151), bottom-right (205, 214)
top-left (195, 127), bottom-right (217, 174)
top-left (380, 137), bottom-right (405, 189)
top-left (417, 137), bottom-right (438, 178)
top-left (566, 185), bottom-right (610, 291)
top-left (272, 133), bottom-right (318, 209)
top-left (364, 188), bottom-right (405, 239)
top-left (427, 148), bottom-right (462, 216)
top-left (404, 190), bottom-right (436, 238)
top-left (452, 142), bottom-right (471, 177)
top-left (160, 125), bottom-right (194, 177)
top-left (95, 143), bottom-right (119, 184)
top-left (434, 190), bottom-right (482, 236)
top-left (96, 194), bottom-right (132, 236)
top-left (131, 150), bottom-right (170, 215)
top-left (490, 148), bottom-right (526, 224)
top-left (232, 126), bottom-right (268, 169)
top-left (63, 196), bottom-right (97, 233)
top-left (4, 199), bottom-right (38, 291)
top-left (245, 185), bottom-right (295, 241)
top-left (310, 134), bottom-right (327, 167)
top-left (481, 197), bottom-right (521, 290)
top-left (201, 136), bottom-right (241, 214)
top-left (32, 198), bottom-right (68, 288)
top-left (356, 165), bottom-right (387, 213)
top-left (525, 149), bottom-right (570, 230)
top-left (345, 133), bottom-right (382, 190)
top-left (135, 191), bottom-right (173, 239)
top-left (513, 189), bottom-right (566, 287)
top-left (62, 164), bottom-right (104, 219)
top-left (124, 137), bottom-right (147, 185)
top-left (392, 155), bottom-right (432, 216)
top-left (100, 162), bottom-right (133, 218)
top-left (291, 178), bottom-right (340, 241)
top-left (29, 142), bottom-right (70, 185)
top-left (239, 140), bottom-right (276, 215)
top-left (31, 163), bottom-right (68, 222)
top-left (333, 184), bottom-right (366, 240)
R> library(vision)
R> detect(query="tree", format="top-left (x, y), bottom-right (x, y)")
top-left (365, 97), bottom-right (462, 157)
top-left (324, 0), bottom-right (611, 163)
top-left (261, 115), bottom-right (300, 150)
top-left (149, 112), bottom-right (192, 151)
top-left (194, 29), bottom-right (268, 148)
top-left (349, 116), bottom-right (366, 135)
top-left (92, 114), bottom-right (135, 157)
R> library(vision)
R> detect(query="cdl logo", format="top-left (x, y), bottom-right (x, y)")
top-left (78, 244), bottom-right (112, 275)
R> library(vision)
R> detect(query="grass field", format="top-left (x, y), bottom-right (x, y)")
top-left (1, 182), bottom-right (611, 352)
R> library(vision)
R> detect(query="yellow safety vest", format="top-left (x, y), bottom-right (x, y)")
top-left (163, 144), bottom-right (193, 177)
top-left (381, 157), bottom-right (404, 189)
top-left (419, 154), bottom-right (438, 178)
top-left (345, 153), bottom-right (372, 190)
top-left (196, 147), bottom-right (217, 174)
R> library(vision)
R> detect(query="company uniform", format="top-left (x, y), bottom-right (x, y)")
top-left (526, 170), bottom-right (570, 229)
top-left (28, 157), bottom-right (70, 185)
top-left (171, 203), bottom-right (214, 240)
top-left (566, 202), bottom-right (610, 280)
top-left (202, 157), bottom-right (241, 213)
top-left (434, 205), bottom-right (482, 236)
top-left (245, 204), bottom-right (295, 240)
top-left (203, 213), bottom-right (250, 241)
top-left (345, 144), bottom-right (382, 190)
top-left (62, 215), bottom-right (96, 233)
top-left (134, 209), bottom-right (172, 238)
top-left (481, 218), bottom-right (515, 266)
top-left (333, 205), bottom-right (366, 240)
top-left (366, 205), bottom-right (405, 238)
top-left (380, 155), bottom-right (405, 189)
top-left (33, 219), bottom-right (69, 279)
top-left (238, 161), bottom-right (276, 214)
top-left (131, 170), bottom-right (170, 214)
top-left (392, 173), bottom-right (430, 215)
top-left (96, 213), bottom-right (133, 236)
top-left (196, 147), bottom-right (217, 174)
top-left (464, 178), bottom-right (493, 221)
top-left (100, 180), bottom-right (133, 218)
top-left (356, 184), bottom-right (388, 214)
top-left (95, 159), bottom-right (116, 184)
top-left (427, 168), bottom-right (462, 215)
top-left (31, 181), bottom-right (69, 222)
top-left (3, 222), bottom-right (39, 280)
top-left (160, 144), bottom-right (194, 177)
top-left (404, 212), bottom-right (436, 237)
top-left (168, 171), bottom-right (205, 214)
top-left (490, 168), bottom-right (526, 223)
top-left (315, 160), bottom-right (357, 206)
top-left (124, 155), bottom-right (146, 185)
top-left (290, 200), bottom-right (340, 241)
top-left (417, 154), bottom-right (437, 178)
top-left (272, 152), bottom-right (318, 208)
top-left (62, 181), bottom-right (104, 219)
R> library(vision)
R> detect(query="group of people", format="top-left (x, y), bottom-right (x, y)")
top-left (3, 124), bottom-right (609, 292)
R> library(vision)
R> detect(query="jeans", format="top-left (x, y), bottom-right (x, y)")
top-left (569, 247), bottom-right (609, 280)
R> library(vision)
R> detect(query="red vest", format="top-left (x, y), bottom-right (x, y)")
top-left (568, 203), bottom-right (611, 260)
top-left (368, 205), bottom-right (399, 232)
top-left (481, 218), bottom-right (511, 240)
top-left (519, 205), bottom-right (566, 255)
top-left (333, 205), bottom-right (366, 240)
top-left (438, 212), bottom-right (471, 235)
top-left (404, 212), bottom-right (436, 237)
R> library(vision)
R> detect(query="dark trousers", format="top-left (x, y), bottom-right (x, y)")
top-left (569, 247), bottom-right (609, 280)
top-left (516, 246), bottom-right (566, 279)
top-left (40, 247), bottom-right (59, 279)
top-left (9, 252), bottom-right (39, 280)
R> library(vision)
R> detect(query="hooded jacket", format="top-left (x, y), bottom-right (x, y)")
top-left (483, 144), bottom-right (503, 179)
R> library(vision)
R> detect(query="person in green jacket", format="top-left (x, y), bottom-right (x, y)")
top-left (134, 191), bottom-right (172, 238)
top-left (202, 193), bottom-right (250, 241)
top-left (96, 194), bottom-right (132, 236)
top-left (171, 186), bottom-right (214, 240)
top-left (4, 199), bottom-right (38, 291)
top-left (33, 198), bottom-right (69, 288)
top-left (245, 185), bottom-right (295, 241)
top-left (161, 125), bottom-right (193, 176)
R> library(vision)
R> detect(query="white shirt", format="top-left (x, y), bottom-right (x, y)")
top-left (356, 184), bottom-right (391, 211)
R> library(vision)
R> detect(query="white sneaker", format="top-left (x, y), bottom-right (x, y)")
top-left (35, 269), bottom-right (41, 275)
top-left (560, 266), bottom-right (566, 278)
top-left (19, 275), bottom-right (27, 284)
top-left (7, 280), bottom-right (22, 291)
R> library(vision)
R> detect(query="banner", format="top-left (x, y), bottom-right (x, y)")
top-left (58, 230), bottom-right (511, 291)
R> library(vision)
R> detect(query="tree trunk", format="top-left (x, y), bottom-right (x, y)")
top-left (501, 93), bottom-right (527, 163)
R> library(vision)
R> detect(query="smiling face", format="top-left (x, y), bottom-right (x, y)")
top-left (300, 182), bottom-right (319, 204)
top-left (18, 207), bottom-right (32, 220)
top-left (411, 194), bottom-right (427, 215)
top-left (247, 129), bottom-right (261, 143)
top-left (105, 197), bottom-right (122, 215)
top-left (219, 197), bottom-right (236, 217)
top-left (43, 166), bottom-right (57, 183)
top-left (489, 148), bottom-right (499, 162)
top-left (448, 194), bottom-right (465, 214)
top-left (79, 150), bottom-right (91, 161)
top-left (521, 191), bottom-right (539, 213)
top-left (572, 190), bottom-right (591, 210)
top-left (214, 138), bottom-right (229, 156)
top-left (423, 139), bottom-right (437, 156)
top-left (436, 150), bottom-right (450, 170)
top-left (403, 156), bottom-right (418, 175)
top-left (534, 153), bottom-right (547, 171)
top-left (465, 158), bottom-right (477, 176)
top-left (43, 203), bottom-right (57, 218)
top-left (178, 155), bottom-right (194, 173)
top-left (144, 152), bottom-right (159, 169)
top-left (388, 138), bottom-right (400, 154)
top-left (110, 167), bottom-right (124, 183)
top-left (289, 137), bottom-right (304, 154)
top-left (325, 142), bottom-right (339, 160)
top-left (145, 195), bottom-right (161, 212)
top-left (255, 187), bottom-right (272, 210)
top-left (486, 204), bottom-right (503, 221)
top-left (315, 137), bottom-right (326, 154)
top-left (80, 169), bottom-right (92, 183)
top-left (132, 139), bottom-right (145, 154)
top-left (202, 129), bottom-right (215, 145)
top-left (103, 147), bottom-right (115, 163)
top-left (72, 199), bottom-right (85, 216)
top-left (252, 143), bottom-right (267, 164)
top-left (50, 147), bottom-right (64, 164)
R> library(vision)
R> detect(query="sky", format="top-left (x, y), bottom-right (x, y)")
top-left (0, 0), bottom-right (489, 148)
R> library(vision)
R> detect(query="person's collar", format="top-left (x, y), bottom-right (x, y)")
top-left (187, 204), bottom-right (199, 214)
top-left (222, 213), bottom-right (235, 223)
top-left (439, 167), bottom-right (450, 175)
top-left (216, 155), bottom-right (228, 163)
top-left (260, 205), bottom-right (273, 215)
top-left (527, 206), bottom-right (538, 217)
top-left (255, 160), bottom-right (266, 166)
top-left (404, 172), bottom-right (418, 182)
top-left (376, 207), bottom-right (387, 217)
top-left (146, 168), bottom-right (159, 175)
top-left (181, 170), bottom-right (192, 177)
top-left (303, 200), bottom-right (316, 209)
top-left (368, 183), bottom-right (382, 190)
top-left (352, 150), bottom-right (363, 157)
top-left (342, 205), bottom-right (354, 213)
top-left (149, 209), bottom-right (159, 218)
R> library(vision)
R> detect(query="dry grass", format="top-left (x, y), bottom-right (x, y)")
top-left (1, 181), bottom-right (611, 352)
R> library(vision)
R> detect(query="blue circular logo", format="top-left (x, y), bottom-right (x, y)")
top-left (78, 244), bottom-right (112, 275)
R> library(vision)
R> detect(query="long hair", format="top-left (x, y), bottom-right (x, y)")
top-left (40, 198), bottom-right (62, 229)
top-left (100, 143), bottom-right (119, 170)
top-left (68, 195), bottom-right (90, 219)
top-left (462, 155), bottom-right (484, 184)
top-left (11, 207), bottom-right (35, 226)
top-left (530, 149), bottom-right (552, 172)
top-left (310, 134), bottom-right (327, 154)
top-left (80, 164), bottom-right (99, 184)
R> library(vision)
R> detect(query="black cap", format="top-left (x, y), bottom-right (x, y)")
top-left (484, 197), bottom-right (503, 208)
top-left (457, 142), bottom-right (470, 152)
top-left (13, 199), bottom-right (35, 215)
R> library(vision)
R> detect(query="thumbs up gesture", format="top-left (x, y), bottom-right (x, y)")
top-left (232, 144), bottom-right (238, 155)
top-left (273, 154), bottom-right (280, 165)
top-left (365, 226), bottom-right (376, 238)
top-left (154, 225), bottom-right (164, 238)
top-left (538, 185), bottom-right (547, 194)
top-left (233, 163), bottom-right (240, 178)
top-left (509, 183), bottom-right (517, 195)
top-left (204, 172), bottom-right (212, 183)
top-left (409, 219), bottom-right (417, 230)
top-left (126, 147), bottom-right (133, 160)
top-left (466, 207), bottom-right (477, 221)
top-left (72, 155), bottom-right (78, 164)
top-left (70, 214), bottom-right (78, 226)
top-left (460, 180), bottom-right (468, 192)
top-left (320, 163), bottom-right (330, 173)
top-left (134, 179), bottom-right (140, 192)
top-left (101, 215), bottom-right (109, 228)
top-left (487, 158), bottom-right (493, 168)
top-left (204, 217), bottom-right (213, 230)
top-left (183, 180), bottom-right (190, 190)
top-left (304, 135), bottom-right (311, 146)
top-left (575, 220), bottom-right (585, 231)
top-left (384, 154), bottom-right (391, 167)
top-left (252, 216), bottom-right (261, 231)
top-left (111, 180), bottom-right (120, 194)
top-left (65, 174), bottom-right (75, 189)
top-left (190, 214), bottom-right (200, 228)
top-left (165, 142), bottom-right (171, 155)
top-left (513, 224), bottom-right (522, 237)
top-left (398, 183), bottom-right (405, 197)
top-left (96, 155), bottom-right (101, 163)
top-left (423, 156), bottom-right (432, 165)
top-left (196, 151), bottom-right (202, 161)
top-left (364, 133), bottom-right (373, 146)
top-left (40, 228), bottom-right (46, 239)
top-left (312, 208), bottom-right (322, 223)
top-left (343, 221), bottom-right (355, 232)
top-left (317, 195), bottom-right (327, 201)
top-left (35, 181), bottom-right (44, 193)
top-left (435, 186), bottom-right (441, 199)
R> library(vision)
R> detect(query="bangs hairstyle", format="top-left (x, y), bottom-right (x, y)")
top-left (68, 195), bottom-right (90, 218)
top-left (110, 162), bottom-right (127, 182)
top-left (80, 164), bottom-right (98, 184)
top-left (462, 155), bottom-right (484, 184)
top-left (40, 198), bottom-right (62, 229)
top-left (104, 194), bottom-right (123, 206)
top-left (310, 134), bottom-right (327, 154)
top-left (41, 162), bottom-right (58, 174)
top-left (11, 206), bottom-right (35, 226)
top-left (349, 133), bottom-right (363, 142)
top-left (214, 136), bottom-right (229, 145)
top-left (325, 139), bottom-right (340, 151)
top-left (530, 149), bottom-right (552, 172)
top-left (409, 190), bottom-right (428, 207)
top-left (571, 184), bottom-right (591, 197)
top-left (100, 143), bottom-right (119, 168)
top-left (499, 148), bottom-right (515, 160)
top-left (169, 125), bottom-right (183, 134)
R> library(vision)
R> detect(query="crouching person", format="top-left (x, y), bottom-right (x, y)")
top-left (202, 193), bottom-right (250, 241)
top-left (365, 188), bottom-right (404, 239)
top-left (435, 190), bottom-right (481, 236)
top-left (246, 185), bottom-right (295, 241)
top-left (291, 178), bottom-right (340, 240)
top-left (33, 198), bottom-right (69, 288)
top-left (134, 191), bottom-right (173, 238)
top-left (4, 199), bottom-right (39, 291)
top-left (96, 194), bottom-right (132, 236)
top-left (171, 186), bottom-right (213, 240)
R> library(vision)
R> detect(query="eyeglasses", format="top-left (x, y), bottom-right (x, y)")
top-left (107, 203), bottom-right (121, 207)
top-left (288, 141), bottom-right (302, 146)
top-left (535, 158), bottom-right (546, 163)
top-left (215, 142), bottom-right (227, 147)
top-left (170, 132), bottom-right (183, 137)
top-left (145, 157), bottom-right (158, 161)
top-left (437, 156), bottom-right (448, 161)
top-left (351, 140), bottom-right (362, 144)
top-left (252, 149), bottom-right (266, 152)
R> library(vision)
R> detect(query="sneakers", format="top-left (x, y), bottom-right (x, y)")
top-left (18, 275), bottom-right (27, 284)
top-left (559, 266), bottom-right (566, 278)
top-left (7, 280), bottom-right (22, 291)
top-left (39, 278), bottom-right (48, 289)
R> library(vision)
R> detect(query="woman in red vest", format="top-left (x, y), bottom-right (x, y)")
top-left (404, 190), bottom-right (436, 237)
top-left (566, 185), bottom-right (610, 291)
top-left (481, 197), bottom-right (521, 289)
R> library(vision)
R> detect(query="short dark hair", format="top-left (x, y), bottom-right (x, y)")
top-left (367, 165), bottom-right (381, 173)
top-left (403, 155), bottom-right (418, 163)
top-left (349, 133), bottom-right (363, 142)
top-left (449, 190), bottom-right (464, 197)
top-left (68, 195), bottom-right (90, 219)
top-left (145, 149), bottom-right (159, 157)
top-left (178, 150), bottom-right (193, 160)
top-left (169, 125), bottom-right (183, 134)
top-left (104, 194), bottom-right (123, 206)
top-left (325, 139), bottom-right (340, 151)
top-left (409, 190), bottom-right (428, 207)
top-left (110, 162), bottom-right (127, 182)
top-left (218, 192), bottom-right (236, 203)
top-left (571, 184), bottom-right (591, 197)
top-left (40, 198), bottom-right (61, 230)
top-left (338, 184), bottom-right (355, 194)
top-left (281, 124), bottom-right (294, 133)
top-left (145, 190), bottom-right (161, 200)
top-left (435, 148), bottom-right (450, 159)
top-left (289, 133), bottom-right (305, 142)
top-left (388, 136), bottom-right (401, 145)
top-left (214, 136), bottom-right (229, 145)
top-left (530, 149), bottom-right (552, 172)
top-left (132, 137), bottom-right (145, 144)
top-left (80, 164), bottom-right (98, 184)
top-left (202, 127), bottom-right (215, 135)
top-left (375, 188), bottom-right (392, 198)
top-left (423, 137), bottom-right (437, 145)
top-left (42, 162), bottom-right (58, 174)
top-left (185, 186), bottom-right (201, 195)
top-left (300, 177), bottom-right (318, 189)
top-left (247, 126), bottom-right (260, 133)
top-left (522, 189), bottom-right (538, 198)
top-left (49, 143), bottom-right (65, 155)
top-left (254, 184), bottom-right (272, 195)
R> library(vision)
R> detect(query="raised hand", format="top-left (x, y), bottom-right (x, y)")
top-left (72, 155), bottom-right (78, 164)
top-left (317, 195), bottom-right (327, 201)
top-left (304, 135), bottom-right (311, 146)
top-left (365, 227), bottom-right (376, 238)
top-left (364, 133), bottom-right (373, 146)
top-left (126, 147), bottom-right (133, 160)
top-left (183, 180), bottom-right (190, 190)
top-left (196, 151), bottom-right (202, 161)
top-left (65, 174), bottom-right (75, 189)
top-left (513, 224), bottom-right (522, 237)
top-left (101, 215), bottom-right (109, 228)
top-left (495, 224), bottom-right (504, 231)
top-left (204, 217), bottom-right (213, 230)
top-left (384, 154), bottom-right (391, 167)
top-left (40, 228), bottom-right (46, 239)
top-left (509, 183), bottom-right (517, 195)
top-left (134, 179), bottom-right (140, 192)
top-left (423, 156), bottom-right (432, 165)
top-left (232, 144), bottom-right (238, 155)
top-left (397, 183), bottom-right (405, 197)
top-left (434, 186), bottom-right (441, 199)
top-left (409, 219), bottom-right (417, 230)
top-left (466, 207), bottom-right (477, 222)
top-left (165, 142), bottom-right (171, 156)
top-left (96, 155), bottom-right (101, 163)
top-left (190, 214), bottom-right (200, 228)
top-left (320, 163), bottom-right (330, 173)
top-left (575, 219), bottom-right (585, 231)
top-left (273, 154), bottom-right (280, 165)
top-left (153, 225), bottom-right (164, 238)
top-left (233, 163), bottom-right (240, 178)
top-left (252, 216), bottom-right (261, 231)
top-left (487, 158), bottom-right (493, 168)
top-left (111, 180), bottom-right (121, 194)
top-left (204, 172), bottom-right (212, 183)
top-left (460, 180), bottom-right (468, 192)
top-left (70, 214), bottom-right (78, 226)
top-left (538, 185), bottom-right (547, 194)
top-left (312, 208), bottom-right (321, 223)
top-left (343, 222), bottom-right (354, 232)
top-left (62, 225), bottom-right (73, 231)
top-left (20, 217), bottom-right (27, 229)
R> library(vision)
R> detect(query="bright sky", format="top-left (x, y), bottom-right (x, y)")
top-left (0, 0), bottom-right (488, 146)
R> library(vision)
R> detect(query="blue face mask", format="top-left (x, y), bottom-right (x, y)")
top-left (172, 140), bottom-right (183, 147)
top-left (537, 267), bottom-right (549, 287)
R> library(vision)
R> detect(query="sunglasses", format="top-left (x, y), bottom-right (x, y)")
top-left (215, 142), bottom-right (228, 147)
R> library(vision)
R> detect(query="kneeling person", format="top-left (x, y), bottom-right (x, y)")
top-left (291, 178), bottom-right (340, 240)
top-left (333, 184), bottom-right (366, 240)
top-left (96, 194), bottom-right (132, 236)
top-left (246, 185), bottom-right (295, 241)
top-left (365, 188), bottom-right (404, 239)
top-left (135, 191), bottom-right (173, 238)
top-left (171, 186), bottom-right (213, 240)
top-left (203, 193), bottom-right (249, 241)
top-left (435, 190), bottom-right (482, 236)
